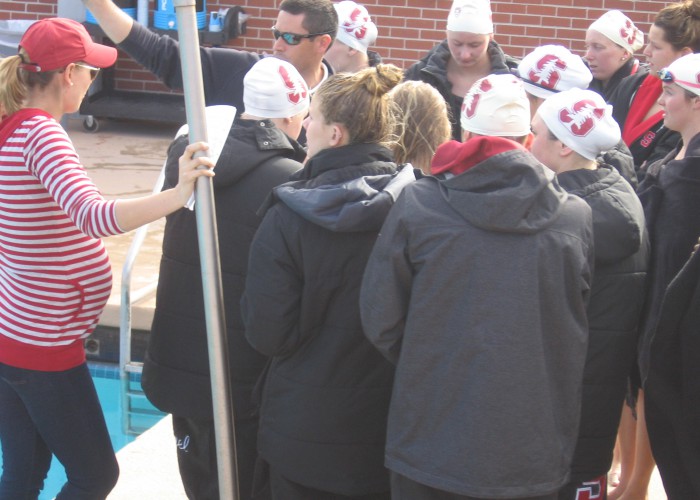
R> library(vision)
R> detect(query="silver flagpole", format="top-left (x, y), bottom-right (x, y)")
top-left (173, 1), bottom-right (239, 498)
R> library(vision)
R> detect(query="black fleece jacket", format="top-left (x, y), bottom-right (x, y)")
top-left (404, 39), bottom-right (519, 141)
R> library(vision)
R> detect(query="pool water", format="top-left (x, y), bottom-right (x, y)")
top-left (0, 363), bottom-right (165, 500)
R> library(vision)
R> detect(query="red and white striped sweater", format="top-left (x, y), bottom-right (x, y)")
top-left (0, 112), bottom-right (123, 371)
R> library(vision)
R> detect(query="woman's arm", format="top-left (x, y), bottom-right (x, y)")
top-left (114, 141), bottom-right (214, 231)
top-left (81, 0), bottom-right (133, 43)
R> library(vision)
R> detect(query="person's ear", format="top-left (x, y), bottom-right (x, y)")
top-left (329, 123), bottom-right (346, 147)
top-left (63, 63), bottom-right (76, 87)
top-left (559, 142), bottom-right (575, 158)
top-left (318, 34), bottom-right (333, 53)
top-left (691, 95), bottom-right (700, 110)
top-left (681, 46), bottom-right (694, 57)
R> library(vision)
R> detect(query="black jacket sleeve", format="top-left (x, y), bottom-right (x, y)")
top-left (241, 205), bottom-right (304, 357)
top-left (119, 22), bottom-right (260, 108)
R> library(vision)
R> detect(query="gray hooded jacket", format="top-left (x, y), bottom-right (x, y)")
top-left (361, 138), bottom-right (594, 497)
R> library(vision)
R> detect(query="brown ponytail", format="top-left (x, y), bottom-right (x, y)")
top-left (655, 0), bottom-right (700, 52)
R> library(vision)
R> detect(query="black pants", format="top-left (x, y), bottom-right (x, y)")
top-left (0, 362), bottom-right (119, 500)
top-left (390, 472), bottom-right (559, 500)
top-left (267, 465), bottom-right (390, 500)
top-left (172, 414), bottom-right (266, 500)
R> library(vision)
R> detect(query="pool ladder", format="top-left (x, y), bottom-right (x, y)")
top-left (120, 166), bottom-right (167, 436)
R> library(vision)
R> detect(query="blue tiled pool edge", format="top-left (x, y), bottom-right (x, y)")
top-left (88, 361), bottom-right (143, 383)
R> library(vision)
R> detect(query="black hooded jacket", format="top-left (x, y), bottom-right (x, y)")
top-left (241, 143), bottom-right (415, 495)
top-left (557, 166), bottom-right (649, 483)
top-left (645, 246), bottom-right (700, 500)
top-left (636, 133), bottom-right (700, 385)
top-left (142, 117), bottom-right (305, 418)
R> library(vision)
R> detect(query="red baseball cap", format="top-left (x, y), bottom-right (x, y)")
top-left (19, 18), bottom-right (117, 73)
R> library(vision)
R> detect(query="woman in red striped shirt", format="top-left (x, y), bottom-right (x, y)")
top-left (0, 18), bottom-right (213, 499)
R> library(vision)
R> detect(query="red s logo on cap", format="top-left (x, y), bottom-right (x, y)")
top-left (462, 78), bottom-right (493, 119)
top-left (559, 99), bottom-right (605, 136)
top-left (620, 20), bottom-right (640, 46)
top-left (343, 8), bottom-right (369, 40)
top-left (278, 65), bottom-right (308, 105)
top-left (529, 54), bottom-right (567, 90)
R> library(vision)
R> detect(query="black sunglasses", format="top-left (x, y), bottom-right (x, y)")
top-left (657, 68), bottom-right (700, 90)
top-left (271, 27), bottom-right (333, 46)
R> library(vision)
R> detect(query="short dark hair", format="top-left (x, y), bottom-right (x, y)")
top-left (280, 0), bottom-right (338, 40)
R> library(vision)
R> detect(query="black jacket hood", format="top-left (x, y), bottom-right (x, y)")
top-left (558, 166), bottom-right (644, 264)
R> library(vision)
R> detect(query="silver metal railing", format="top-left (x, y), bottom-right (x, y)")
top-left (119, 167), bottom-right (166, 435)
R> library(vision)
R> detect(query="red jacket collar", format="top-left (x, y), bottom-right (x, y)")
top-left (431, 136), bottom-right (527, 176)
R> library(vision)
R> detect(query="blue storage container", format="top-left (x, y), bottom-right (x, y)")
top-left (153, 0), bottom-right (206, 30)
top-left (86, 0), bottom-right (137, 24)
top-left (86, 7), bottom-right (136, 24)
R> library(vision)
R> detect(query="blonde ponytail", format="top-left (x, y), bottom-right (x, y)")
top-left (315, 63), bottom-right (404, 145)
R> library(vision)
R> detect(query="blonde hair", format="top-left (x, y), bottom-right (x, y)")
top-left (391, 81), bottom-right (451, 173)
top-left (314, 63), bottom-right (403, 146)
top-left (656, 0), bottom-right (700, 52)
top-left (0, 49), bottom-right (59, 116)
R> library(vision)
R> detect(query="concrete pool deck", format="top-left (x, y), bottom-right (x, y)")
top-left (65, 115), bottom-right (669, 500)
top-left (108, 415), bottom-right (187, 499)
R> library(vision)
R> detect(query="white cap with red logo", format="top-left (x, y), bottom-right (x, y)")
top-left (662, 53), bottom-right (700, 97)
top-left (460, 74), bottom-right (530, 137)
top-left (517, 45), bottom-right (592, 99)
top-left (334, 1), bottom-right (377, 53)
top-left (537, 88), bottom-right (620, 160)
top-left (447, 0), bottom-right (493, 35)
top-left (244, 57), bottom-right (310, 118)
top-left (589, 10), bottom-right (644, 55)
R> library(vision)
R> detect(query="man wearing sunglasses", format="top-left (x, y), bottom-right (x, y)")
top-left (81, 0), bottom-right (337, 120)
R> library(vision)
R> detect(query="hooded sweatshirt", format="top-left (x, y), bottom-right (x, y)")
top-left (0, 111), bottom-right (122, 371)
top-left (143, 117), bottom-right (305, 417)
top-left (142, 117), bottom-right (305, 500)
top-left (557, 166), bottom-right (648, 483)
top-left (642, 135), bottom-right (700, 500)
top-left (241, 143), bottom-right (414, 495)
top-left (361, 136), bottom-right (594, 498)
top-left (637, 132), bottom-right (700, 384)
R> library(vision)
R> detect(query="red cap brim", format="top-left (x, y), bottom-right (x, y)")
top-left (82, 42), bottom-right (118, 69)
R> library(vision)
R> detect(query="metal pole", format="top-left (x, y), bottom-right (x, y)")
top-left (173, 2), bottom-right (239, 499)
